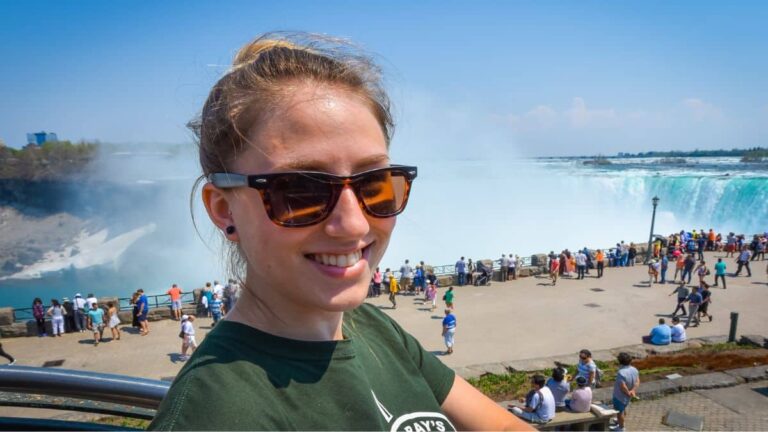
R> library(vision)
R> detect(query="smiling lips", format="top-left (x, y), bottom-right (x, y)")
top-left (309, 249), bottom-right (364, 268)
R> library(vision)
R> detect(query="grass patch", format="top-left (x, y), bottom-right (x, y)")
top-left (467, 371), bottom-right (530, 400)
top-left (95, 416), bottom-right (150, 430)
top-left (695, 342), bottom-right (759, 352)
top-left (638, 366), bottom-right (679, 376)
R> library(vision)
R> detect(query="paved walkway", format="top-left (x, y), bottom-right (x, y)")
top-left (626, 381), bottom-right (768, 430)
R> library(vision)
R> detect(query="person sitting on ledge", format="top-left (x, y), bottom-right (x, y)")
top-left (647, 318), bottom-right (671, 345)
top-left (670, 316), bottom-right (687, 343)
top-left (509, 374), bottom-right (555, 424)
top-left (565, 376), bottom-right (592, 413)
top-left (545, 367), bottom-right (569, 412)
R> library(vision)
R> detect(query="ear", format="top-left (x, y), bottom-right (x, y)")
top-left (202, 183), bottom-right (239, 242)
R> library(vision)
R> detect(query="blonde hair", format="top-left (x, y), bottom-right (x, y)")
top-left (190, 32), bottom-right (394, 281)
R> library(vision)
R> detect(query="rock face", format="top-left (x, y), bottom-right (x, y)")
top-left (0, 206), bottom-right (88, 278)
top-left (530, 254), bottom-right (548, 267)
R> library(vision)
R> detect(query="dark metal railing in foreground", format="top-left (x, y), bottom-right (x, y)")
top-left (0, 365), bottom-right (168, 410)
top-left (0, 365), bottom-right (168, 429)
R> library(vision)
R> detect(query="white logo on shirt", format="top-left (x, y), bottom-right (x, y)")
top-left (371, 390), bottom-right (455, 432)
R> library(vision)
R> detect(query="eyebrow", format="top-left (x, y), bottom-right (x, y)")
top-left (274, 154), bottom-right (390, 172)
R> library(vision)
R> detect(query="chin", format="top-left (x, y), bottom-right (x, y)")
top-left (324, 282), bottom-right (370, 312)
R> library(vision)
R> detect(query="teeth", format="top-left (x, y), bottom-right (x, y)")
top-left (313, 250), bottom-right (363, 268)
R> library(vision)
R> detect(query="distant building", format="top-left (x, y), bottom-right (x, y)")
top-left (26, 131), bottom-right (58, 146)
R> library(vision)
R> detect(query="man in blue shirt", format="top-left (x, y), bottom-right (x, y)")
top-left (136, 288), bottom-right (150, 336)
top-left (455, 257), bottom-right (467, 286)
top-left (660, 254), bottom-right (669, 284)
top-left (611, 352), bottom-right (640, 432)
top-left (649, 318), bottom-right (671, 345)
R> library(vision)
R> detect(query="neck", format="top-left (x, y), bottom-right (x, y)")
top-left (225, 281), bottom-right (344, 341)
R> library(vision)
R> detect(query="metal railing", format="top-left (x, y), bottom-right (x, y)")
top-left (390, 255), bottom-right (536, 280)
top-left (0, 365), bottom-right (169, 428)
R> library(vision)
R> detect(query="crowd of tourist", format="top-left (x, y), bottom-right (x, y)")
top-left (22, 279), bottom-right (242, 355)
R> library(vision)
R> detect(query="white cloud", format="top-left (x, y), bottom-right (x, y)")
top-left (682, 98), bottom-right (723, 121)
top-left (565, 97), bottom-right (618, 128)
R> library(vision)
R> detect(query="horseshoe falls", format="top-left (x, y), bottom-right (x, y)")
top-left (384, 157), bottom-right (768, 268)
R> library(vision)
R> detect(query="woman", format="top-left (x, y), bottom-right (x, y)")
top-left (46, 299), bottom-right (66, 337)
top-left (372, 266), bottom-right (382, 297)
top-left (695, 260), bottom-right (709, 288)
top-left (32, 298), bottom-right (46, 337)
top-left (149, 33), bottom-right (529, 431)
top-left (107, 302), bottom-right (121, 341)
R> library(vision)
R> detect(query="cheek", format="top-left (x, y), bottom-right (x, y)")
top-left (369, 217), bottom-right (396, 259)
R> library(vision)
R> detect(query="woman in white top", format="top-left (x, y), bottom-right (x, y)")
top-left (46, 299), bottom-right (66, 337)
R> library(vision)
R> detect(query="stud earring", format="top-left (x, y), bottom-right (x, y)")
top-left (225, 226), bottom-right (236, 235)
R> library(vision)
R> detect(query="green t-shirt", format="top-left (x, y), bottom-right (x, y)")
top-left (715, 261), bottom-right (726, 275)
top-left (149, 303), bottom-right (457, 431)
top-left (444, 290), bottom-right (454, 303)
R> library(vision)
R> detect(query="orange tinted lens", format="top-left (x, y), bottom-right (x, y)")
top-left (359, 170), bottom-right (407, 216)
top-left (269, 174), bottom-right (333, 225)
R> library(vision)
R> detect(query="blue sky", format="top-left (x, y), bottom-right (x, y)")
top-left (1, 0), bottom-right (767, 156)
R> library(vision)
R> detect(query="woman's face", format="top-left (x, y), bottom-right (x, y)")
top-left (219, 84), bottom-right (394, 314)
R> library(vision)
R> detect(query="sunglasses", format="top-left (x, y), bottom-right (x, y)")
top-left (208, 165), bottom-right (417, 227)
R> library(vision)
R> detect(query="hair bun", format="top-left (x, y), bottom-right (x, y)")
top-left (232, 38), bottom-right (302, 67)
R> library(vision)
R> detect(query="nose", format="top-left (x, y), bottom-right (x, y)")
top-left (324, 185), bottom-right (369, 238)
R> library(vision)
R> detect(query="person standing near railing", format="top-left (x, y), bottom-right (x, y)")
top-left (32, 298), bottom-right (46, 337)
top-left (136, 289), bottom-right (150, 336)
top-left (46, 299), bottom-right (66, 337)
top-left (73, 293), bottom-right (86, 333)
top-left (499, 254), bottom-right (509, 281)
top-left (455, 257), bottom-right (466, 286)
top-left (85, 293), bottom-right (98, 310)
top-left (400, 259), bottom-right (414, 294)
top-left (167, 284), bottom-right (183, 321)
top-left (466, 258), bottom-right (474, 285)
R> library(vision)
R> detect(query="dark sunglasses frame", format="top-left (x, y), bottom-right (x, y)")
top-left (208, 165), bottom-right (418, 227)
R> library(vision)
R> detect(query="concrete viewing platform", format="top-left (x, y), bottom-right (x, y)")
top-left (0, 251), bottom-right (766, 424)
top-left (1, 252), bottom-right (766, 378)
